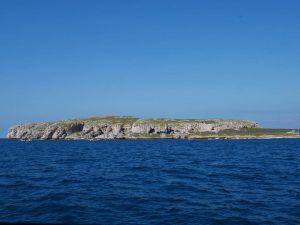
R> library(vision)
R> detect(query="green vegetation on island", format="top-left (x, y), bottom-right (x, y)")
top-left (192, 128), bottom-right (299, 138)
top-left (7, 116), bottom-right (299, 140)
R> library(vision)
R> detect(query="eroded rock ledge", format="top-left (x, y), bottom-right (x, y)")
top-left (6, 116), bottom-right (299, 140)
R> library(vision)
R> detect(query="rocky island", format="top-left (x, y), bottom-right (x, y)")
top-left (6, 116), bottom-right (299, 140)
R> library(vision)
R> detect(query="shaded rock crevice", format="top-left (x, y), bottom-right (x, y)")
top-left (7, 117), bottom-right (258, 140)
top-left (6, 116), bottom-right (263, 140)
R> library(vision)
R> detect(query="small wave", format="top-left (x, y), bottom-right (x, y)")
top-left (0, 138), bottom-right (299, 224)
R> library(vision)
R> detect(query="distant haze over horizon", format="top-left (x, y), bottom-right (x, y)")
top-left (0, 0), bottom-right (299, 137)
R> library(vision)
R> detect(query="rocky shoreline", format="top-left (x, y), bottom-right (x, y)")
top-left (6, 116), bottom-right (299, 140)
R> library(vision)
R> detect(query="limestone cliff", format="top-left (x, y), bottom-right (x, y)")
top-left (6, 116), bottom-right (299, 140)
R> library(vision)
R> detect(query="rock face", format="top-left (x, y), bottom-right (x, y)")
top-left (7, 116), bottom-right (261, 140)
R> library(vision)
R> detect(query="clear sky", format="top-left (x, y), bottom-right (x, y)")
top-left (1, 0), bottom-right (300, 137)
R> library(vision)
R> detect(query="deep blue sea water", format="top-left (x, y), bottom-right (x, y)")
top-left (0, 138), bottom-right (299, 225)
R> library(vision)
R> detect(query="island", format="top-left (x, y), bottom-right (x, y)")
top-left (6, 116), bottom-right (299, 140)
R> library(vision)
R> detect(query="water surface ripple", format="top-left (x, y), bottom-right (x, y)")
top-left (0, 139), bottom-right (299, 225)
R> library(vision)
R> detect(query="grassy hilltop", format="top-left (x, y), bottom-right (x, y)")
top-left (7, 116), bottom-right (299, 140)
top-left (53, 116), bottom-right (298, 138)
top-left (60, 116), bottom-right (253, 125)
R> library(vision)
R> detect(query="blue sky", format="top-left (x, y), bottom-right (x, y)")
top-left (0, 0), bottom-right (300, 137)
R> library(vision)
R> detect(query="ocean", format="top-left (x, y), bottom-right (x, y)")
top-left (0, 138), bottom-right (299, 225)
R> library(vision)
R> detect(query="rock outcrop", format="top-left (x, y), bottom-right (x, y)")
top-left (6, 116), bottom-right (263, 140)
